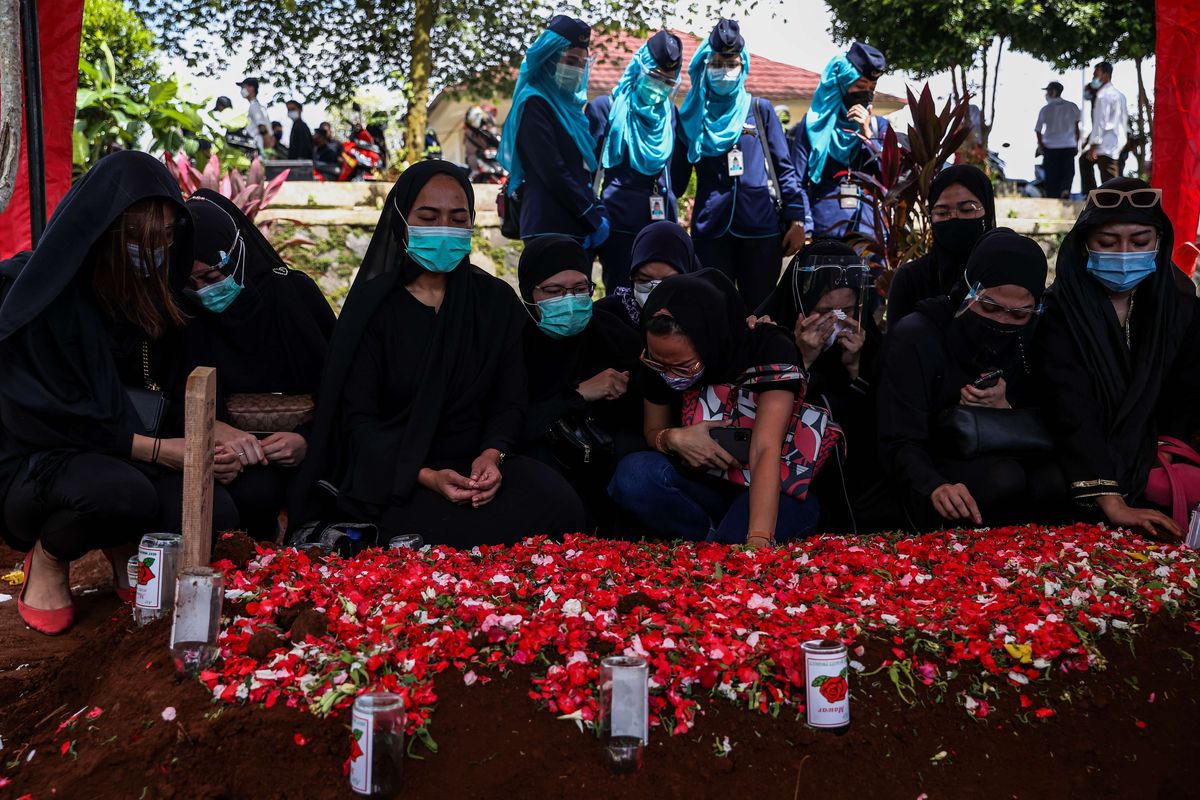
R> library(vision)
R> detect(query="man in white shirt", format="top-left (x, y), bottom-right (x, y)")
top-left (238, 77), bottom-right (276, 154)
top-left (1034, 81), bottom-right (1079, 199)
top-left (1079, 61), bottom-right (1128, 193)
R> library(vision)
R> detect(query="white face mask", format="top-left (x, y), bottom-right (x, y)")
top-left (288, 110), bottom-right (300, 120)
top-left (632, 279), bottom-right (661, 308)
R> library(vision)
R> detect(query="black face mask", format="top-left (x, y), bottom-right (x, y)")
top-left (933, 217), bottom-right (988, 258)
top-left (950, 309), bottom-right (1026, 374)
top-left (844, 90), bottom-right (874, 109)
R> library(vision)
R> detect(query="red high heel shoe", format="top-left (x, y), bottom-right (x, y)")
top-left (17, 549), bottom-right (75, 636)
top-left (102, 549), bottom-right (136, 603)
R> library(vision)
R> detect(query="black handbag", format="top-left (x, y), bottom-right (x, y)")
top-left (935, 406), bottom-right (1055, 458)
top-left (546, 413), bottom-right (614, 471)
top-left (497, 186), bottom-right (521, 240)
top-left (125, 341), bottom-right (169, 437)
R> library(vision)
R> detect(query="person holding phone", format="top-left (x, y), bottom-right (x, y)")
top-left (877, 229), bottom-right (1065, 531)
top-left (607, 269), bottom-right (819, 546)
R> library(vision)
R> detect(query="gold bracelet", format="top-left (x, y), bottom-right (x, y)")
top-left (655, 428), bottom-right (671, 454)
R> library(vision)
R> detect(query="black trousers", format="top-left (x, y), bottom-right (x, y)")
top-left (906, 455), bottom-right (1069, 533)
top-left (596, 230), bottom-right (638, 293)
top-left (1079, 152), bottom-right (1119, 194)
top-left (693, 233), bottom-right (784, 311)
top-left (3, 452), bottom-right (239, 562)
top-left (1042, 147), bottom-right (1076, 199)
top-left (379, 455), bottom-right (587, 546)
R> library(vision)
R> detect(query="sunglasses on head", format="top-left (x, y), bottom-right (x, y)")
top-left (1087, 187), bottom-right (1162, 209)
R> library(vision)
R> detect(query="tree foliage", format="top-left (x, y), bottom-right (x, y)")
top-left (81, 0), bottom-right (162, 94)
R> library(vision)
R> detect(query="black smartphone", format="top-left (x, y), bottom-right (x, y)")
top-left (710, 427), bottom-right (752, 465)
top-left (973, 370), bottom-right (1003, 389)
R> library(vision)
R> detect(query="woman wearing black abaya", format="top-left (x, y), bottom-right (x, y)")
top-left (756, 239), bottom-right (890, 530)
top-left (887, 165), bottom-right (996, 327)
top-left (608, 269), bottom-right (820, 546)
top-left (1038, 177), bottom-right (1200, 540)
top-left (292, 161), bottom-right (586, 545)
top-left (878, 229), bottom-right (1065, 531)
top-left (516, 236), bottom-right (642, 528)
top-left (0, 151), bottom-right (238, 635)
top-left (594, 221), bottom-right (701, 334)
top-left (179, 191), bottom-right (335, 540)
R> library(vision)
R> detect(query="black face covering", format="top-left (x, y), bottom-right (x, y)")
top-left (932, 217), bottom-right (988, 259)
top-left (949, 311), bottom-right (1026, 375)
top-left (844, 90), bottom-right (874, 108)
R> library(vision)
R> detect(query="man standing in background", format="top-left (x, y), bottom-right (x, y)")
top-left (1034, 81), bottom-right (1079, 199)
top-left (238, 77), bottom-right (276, 153)
top-left (1079, 61), bottom-right (1128, 192)
top-left (286, 100), bottom-right (315, 160)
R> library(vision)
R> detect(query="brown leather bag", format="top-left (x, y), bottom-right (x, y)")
top-left (226, 393), bottom-right (315, 433)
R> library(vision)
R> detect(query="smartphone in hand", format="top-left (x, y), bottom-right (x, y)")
top-left (973, 370), bottom-right (1003, 390)
top-left (710, 427), bottom-right (752, 465)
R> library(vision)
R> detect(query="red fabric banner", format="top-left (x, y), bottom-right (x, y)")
top-left (1152, 0), bottom-right (1200, 273)
top-left (0, 0), bottom-right (84, 259)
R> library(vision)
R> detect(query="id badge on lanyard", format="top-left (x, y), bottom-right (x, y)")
top-left (649, 190), bottom-right (666, 221)
top-left (838, 179), bottom-right (860, 210)
top-left (727, 147), bottom-right (745, 177)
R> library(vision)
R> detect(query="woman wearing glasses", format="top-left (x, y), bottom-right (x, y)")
top-left (674, 19), bottom-right (808, 309)
top-left (608, 269), bottom-right (820, 547)
top-left (1038, 178), bottom-right (1200, 540)
top-left (498, 15), bottom-right (610, 251)
top-left (756, 240), bottom-right (890, 530)
top-left (585, 31), bottom-right (684, 292)
top-left (516, 236), bottom-right (643, 529)
top-left (0, 152), bottom-right (240, 635)
top-left (292, 162), bottom-right (586, 547)
top-left (888, 165), bottom-right (996, 327)
top-left (878, 229), bottom-right (1064, 531)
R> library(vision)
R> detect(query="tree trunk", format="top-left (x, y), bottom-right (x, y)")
top-left (1133, 55), bottom-right (1151, 177)
top-left (0, 0), bottom-right (22, 213)
top-left (404, 0), bottom-right (438, 163)
top-left (986, 36), bottom-right (1005, 151)
top-left (978, 44), bottom-right (989, 150)
top-left (950, 67), bottom-right (960, 103)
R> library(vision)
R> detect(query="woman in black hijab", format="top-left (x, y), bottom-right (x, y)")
top-left (607, 269), bottom-right (819, 546)
top-left (516, 235), bottom-right (642, 529)
top-left (878, 228), bottom-right (1064, 531)
top-left (757, 239), bottom-right (889, 531)
top-left (0, 151), bottom-right (238, 635)
top-left (292, 160), bottom-right (586, 545)
top-left (595, 220), bottom-right (700, 333)
top-left (179, 190), bottom-right (335, 540)
top-left (1038, 177), bottom-right (1200, 540)
top-left (888, 165), bottom-right (996, 326)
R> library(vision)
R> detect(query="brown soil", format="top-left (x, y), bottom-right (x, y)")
top-left (2, 542), bottom-right (1199, 799)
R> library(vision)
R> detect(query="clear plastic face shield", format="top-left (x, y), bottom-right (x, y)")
top-left (955, 270), bottom-right (1045, 323)
top-left (790, 254), bottom-right (875, 321)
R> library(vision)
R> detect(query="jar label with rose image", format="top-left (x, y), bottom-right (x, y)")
top-left (349, 707), bottom-right (373, 794)
top-left (802, 639), bottom-right (850, 728)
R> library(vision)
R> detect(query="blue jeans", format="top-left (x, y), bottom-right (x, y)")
top-left (608, 452), bottom-right (820, 543)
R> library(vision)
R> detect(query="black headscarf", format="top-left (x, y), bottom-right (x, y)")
top-left (0, 151), bottom-right (189, 498)
top-left (517, 234), bottom-right (591, 302)
top-left (293, 160), bottom-right (523, 519)
top-left (1044, 176), bottom-right (1192, 493)
top-left (642, 268), bottom-right (750, 382)
top-left (942, 228), bottom-right (1047, 378)
top-left (608, 222), bottom-right (700, 327)
top-left (757, 238), bottom-right (880, 331)
top-left (181, 190), bottom-right (334, 399)
top-left (927, 164), bottom-right (997, 291)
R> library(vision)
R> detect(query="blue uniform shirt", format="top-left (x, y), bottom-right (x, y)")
top-left (514, 96), bottom-right (606, 240)
top-left (791, 115), bottom-right (891, 241)
top-left (585, 95), bottom-right (680, 235)
top-left (673, 97), bottom-right (809, 240)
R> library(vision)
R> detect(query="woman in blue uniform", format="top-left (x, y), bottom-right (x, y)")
top-left (585, 30), bottom-right (683, 292)
top-left (674, 19), bottom-right (808, 310)
top-left (499, 15), bottom-right (609, 250)
top-left (791, 43), bottom-right (891, 243)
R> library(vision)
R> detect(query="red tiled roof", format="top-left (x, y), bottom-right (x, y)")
top-left (587, 28), bottom-right (821, 102)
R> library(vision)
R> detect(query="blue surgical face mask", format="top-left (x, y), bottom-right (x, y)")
top-left (535, 294), bottom-right (592, 339)
top-left (1089, 78), bottom-right (1102, 90)
top-left (636, 75), bottom-right (673, 106)
top-left (1086, 249), bottom-right (1158, 294)
top-left (186, 274), bottom-right (244, 314)
top-left (554, 63), bottom-right (587, 94)
top-left (407, 225), bottom-right (472, 273)
top-left (127, 243), bottom-right (165, 277)
top-left (706, 66), bottom-right (741, 95)
top-left (661, 366), bottom-right (705, 391)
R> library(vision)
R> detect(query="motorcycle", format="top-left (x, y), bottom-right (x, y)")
top-left (313, 127), bottom-right (384, 182)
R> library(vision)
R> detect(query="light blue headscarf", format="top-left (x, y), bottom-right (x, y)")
top-left (677, 41), bottom-right (752, 164)
top-left (803, 54), bottom-right (862, 183)
top-left (601, 43), bottom-right (679, 176)
top-left (499, 29), bottom-right (597, 196)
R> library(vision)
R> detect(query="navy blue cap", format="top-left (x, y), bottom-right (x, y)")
top-left (647, 30), bottom-right (683, 72)
top-left (708, 19), bottom-right (744, 55)
top-left (846, 42), bottom-right (886, 80)
top-left (547, 15), bottom-right (591, 48)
